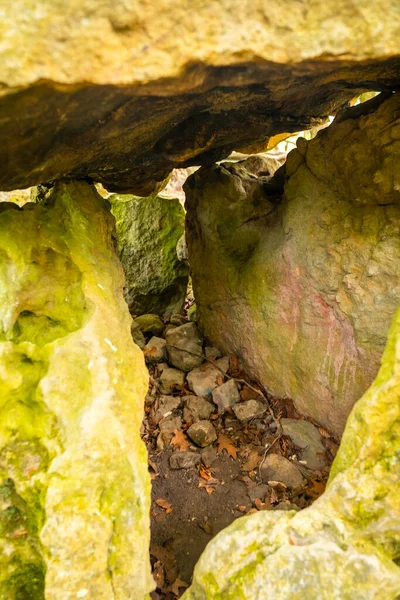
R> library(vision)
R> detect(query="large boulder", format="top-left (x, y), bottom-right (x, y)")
top-left (110, 194), bottom-right (188, 318)
top-left (185, 94), bottom-right (400, 435)
top-left (183, 306), bottom-right (400, 599)
top-left (0, 182), bottom-right (153, 599)
top-left (0, 2), bottom-right (399, 194)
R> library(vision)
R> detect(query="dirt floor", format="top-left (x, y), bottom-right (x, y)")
top-left (141, 343), bottom-right (340, 599)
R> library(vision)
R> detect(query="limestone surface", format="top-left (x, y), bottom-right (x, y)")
top-left (0, 3), bottom-right (399, 193)
top-left (186, 94), bottom-right (400, 435)
top-left (0, 182), bottom-right (153, 598)
top-left (110, 195), bottom-right (188, 319)
top-left (183, 307), bottom-right (400, 599)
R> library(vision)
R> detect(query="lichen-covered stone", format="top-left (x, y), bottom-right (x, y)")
top-left (110, 194), bottom-right (188, 319)
top-left (186, 94), bottom-right (400, 435)
top-left (0, 181), bottom-right (153, 599)
top-left (182, 307), bottom-right (400, 599)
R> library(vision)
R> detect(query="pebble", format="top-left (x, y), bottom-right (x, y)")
top-left (281, 418), bottom-right (327, 470)
top-left (187, 362), bottom-right (223, 397)
top-left (183, 395), bottom-right (215, 423)
top-left (134, 313), bottom-right (164, 337)
top-left (155, 396), bottom-right (182, 423)
top-left (166, 322), bottom-right (205, 372)
top-left (205, 346), bottom-right (222, 361)
top-left (212, 379), bottom-right (240, 412)
top-left (260, 454), bottom-right (304, 488)
top-left (159, 367), bottom-right (185, 394)
top-left (169, 451), bottom-right (201, 470)
top-left (170, 313), bottom-right (187, 326)
top-left (187, 420), bottom-right (217, 447)
top-left (200, 446), bottom-right (218, 467)
top-left (247, 484), bottom-right (270, 503)
top-left (131, 321), bottom-right (146, 349)
top-left (158, 414), bottom-right (182, 433)
top-left (233, 399), bottom-right (266, 422)
top-left (273, 502), bottom-right (301, 512)
top-left (143, 336), bottom-right (167, 363)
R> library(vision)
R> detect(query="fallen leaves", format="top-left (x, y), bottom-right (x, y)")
top-left (170, 578), bottom-right (189, 596)
top-left (170, 429), bottom-right (191, 451)
top-left (217, 433), bottom-right (238, 459)
top-left (155, 498), bottom-right (173, 514)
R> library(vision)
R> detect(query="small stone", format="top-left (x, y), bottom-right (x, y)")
top-left (131, 320), bottom-right (146, 349)
top-left (247, 484), bottom-right (270, 503)
top-left (281, 418), bottom-right (327, 470)
top-left (157, 362), bottom-right (169, 374)
top-left (155, 396), bottom-right (182, 423)
top-left (164, 324), bottom-right (177, 336)
top-left (166, 322), bottom-right (205, 372)
top-left (212, 379), bottom-right (240, 412)
top-left (187, 362), bottom-right (222, 397)
top-left (169, 451), bottom-right (201, 470)
top-left (170, 313), bottom-right (187, 326)
top-left (273, 501), bottom-right (301, 512)
top-left (134, 313), bottom-right (164, 337)
top-left (187, 420), bottom-right (217, 447)
top-left (159, 367), bottom-right (185, 394)
top-left (159, 414), bottom-right (182, 433)
top-left (233, 400), bottom-right (265, 422)
top-left (205, 346), bottom-right (222, 361)
top-left (215, 356), bottom-right (230, 373)
top-left (260, 454), bottom-right (304, 488)
top-left (143, 336), bottom-right (167, 363)
top-left (200, 446), bottom-right (218, 467)
top-left (183, 396), bottom-right (215, 423)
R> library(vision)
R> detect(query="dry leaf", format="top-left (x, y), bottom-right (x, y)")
top-left (216, 374), bottom-right (224, 386)
top-left (217, 433), bottom-right (238, 459)
top-left (198, 477), bottom-right (219, 495)
top-left (155, 498), bottom-right (173, 514)
top-left (318, 426), bottom-right (331, 439)
top-left (170, 430), bottom-right (191, 451)
top-left (308, 479), bottom-right (326, 499)
top-left (238, 505), bottom-right (247, 512)
top-left (242, 450), bottom-right (261, 472)
top-left (152, 560), bottom-right (165, 590)
top-left (199, 466), bottom-right (212, 481)
top-left (150, 544), bottom-right (177, 584)
top-left (170, 578), bottom-right (189, 596)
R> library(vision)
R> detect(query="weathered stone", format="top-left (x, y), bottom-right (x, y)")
top-left (233, 400), bottom-right (266, 422)
top-left (212, 379), bottom-right (240, 412)
top-left (200, 446), bottom-right (218, 468)
top-left (247, 484), bottom-right (271, 504)
top-left (259, 454), bottom-right (304, 488)
top-left (170, 313), bottom-right (188, 326)
top-left (186, 94), bottom-right (400, 435)
top-left (158, 415), bottom-right (182, 434)
top-left (133, 313), bottom-right (165, 337)
top-left (0, 2), bottom-right (400, 194)
top-left (204, 346), bottom-right (222, 361)
top-left (187, 304), bottom-right (197, 322)
top-left (159, 368), bottom-right (185, 394)
top-left (110, 194), bottom-right (188, 319)
top-left (183, 307), bottom-right (400, 600)
top-left (272, 502), bottom-right (301, 512)
top-left (281, 418), bottom-right (327, 470)
top-left (0, 181), bottom-right (153, 599)
top-left (169, 451), bottom-right (201, 470)
top-left (183, 396), bottom-right (215, 423)
top-left (143, 336), bottom-right (167, 364)
top-left (131, 319), bottom-right (146, 349)
top-left (187, 421), bottom-right (217, 448)
top-left (166, 322), bottom-right (205, 372)
top-left (154, 396), bottom-right (182, 424)
top-left (187, 362), bottom-right (223, 397)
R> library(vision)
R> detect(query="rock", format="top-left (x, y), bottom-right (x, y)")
top-left (233, 400), bottom-right (266, 422)
top-left (247, 484), bottom-right (271, 503)
top-left (166, 322), bottom-right (205, 372)
top-left (183, 396), bottom-right (215, 423)
top-left (159, 415), bottom-right (182, 434)
top-left (170, 313), bottom-right (187, 326)
top-left (259, 454), bottom-right (304, 488)
top-left (212, 379), bottom-right (240, 412)
top-left (281, 418), bottom-right (327, 470)
top-left (272, 502), bottom-right (301, 512)
top-left (133, 313), bottom-right (165, 337)
top-left (200, 446), bottom-right (218, 468)
top-left (1, 2), bottom-right (399, 195)
top-left (187, 304), bottom-right (197, 322)
top-left (155, 396), bottom-right (182, 423)
top-left (169, 451), bottom-right (201, 470)
top-left (187, 362), bottom-right (223, 397)
top-left (159, 367), bottom-right (185, 394)
top-left (0, 181), bottom-right (153, 599)
top-left (110, 195), bottom-right (189, 319)
top-left (205, 346), bottom-right (222, 361)
top-left (131, 319), bottom-right (146, 349)
top-left (183, 308), bottom-right (400, 600)
top-left (144, 336), bottom-right (167, 363)
top-left (185, 94), bottom-right (400, 436)
top-left (187, 421), bottom-right (217, 448)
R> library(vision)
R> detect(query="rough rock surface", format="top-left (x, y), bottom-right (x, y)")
top-left (186, 94), bottom-right (400, 435)
top-left (187, 421), bottom-right (217, 448)
top-left (166, 323), bottom-right (205, 372)
top-left (281, 418), bottom-right (327, 470)
top-left (0, 182), bottom-right (153, 599)
top-left (110, 195), bottom-right (188, 318)
top-left (0, 2), bottom-right (400, 193)
top-left (183, 307), bottom-right (400, 599)
top-left (259, 454), bottom-right (304, 488)
top-left (212, 379), bottom-right (240, 412)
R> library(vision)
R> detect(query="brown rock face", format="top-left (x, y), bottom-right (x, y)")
top-left (0, 1), bottom-right (399, 193)
top-left (185, 94), bottom-right (400, 436)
